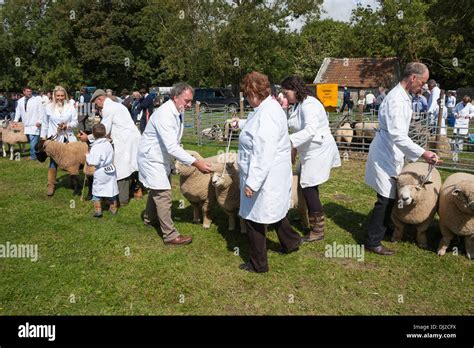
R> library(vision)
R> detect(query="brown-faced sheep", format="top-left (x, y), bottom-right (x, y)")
top-left (1, 121), bottom-right (28, 160)
top-left (39, 139), bottom-right (89, 195)
top-left (391, 162), bottom-right (442, 249)
top-left (437, 172), bottom-right (474, 259)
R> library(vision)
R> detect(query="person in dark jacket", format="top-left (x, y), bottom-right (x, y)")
top-left (0, 90), bottom-right (9, 120)
top-left (139, 88), bottom-right (154, 133)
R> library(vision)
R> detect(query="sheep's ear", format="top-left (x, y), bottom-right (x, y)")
top-left (452, 188), bottom-right (461, 196)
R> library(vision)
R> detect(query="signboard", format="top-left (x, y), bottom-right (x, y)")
top-left (306, 84), bottom-right (339, 110)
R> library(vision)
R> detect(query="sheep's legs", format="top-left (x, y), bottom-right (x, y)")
top-left (464, 235), bottom-right (474, 260)
top-left (201, 200), bottom-right (212, 229)
top-left (1, 144), bottom-right (5, 157)
top-left (415, 217), bottom-right (432, 249)
top-left (390, 214), bottom-right (404, 243)
top-left (437, 224), bottom-right (455, 256)
top-left (191, 202), bottom-right (201, 224)
top-left (9, 145), bottom-right (14, 160)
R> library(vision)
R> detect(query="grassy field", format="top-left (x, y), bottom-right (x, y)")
top-left (0, 142), bottom-right (473, 316)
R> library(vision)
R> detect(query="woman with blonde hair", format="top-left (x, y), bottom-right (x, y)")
top-left (40, 85), bottom-right (79, 196)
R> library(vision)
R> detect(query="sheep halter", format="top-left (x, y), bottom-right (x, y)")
top-left (420, 163), bottom-right (436, 188)
top-left (221, 128), bottom-right (233, 178)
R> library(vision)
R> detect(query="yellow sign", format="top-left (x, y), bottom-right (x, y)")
top-left (316, 84), bottom-right (339, 108)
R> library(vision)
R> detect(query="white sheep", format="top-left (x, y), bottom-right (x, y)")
top-left (211, 162), bottom-right (247, 233)
top-left (437, 172), bottom-right (474, 259)
top-left (175, 150), bottom-right (218, 228)
top-left (335, 122), bottom-right (353, 146)
top-left (391, 162), bottom-right (441, 249)
top-left (1, 121), bottom-right (28, 160)
top-left (353, 121), bottom-right (378, 145)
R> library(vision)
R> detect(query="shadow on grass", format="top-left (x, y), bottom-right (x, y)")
top-left (325, 202), bottom-right (368, 244)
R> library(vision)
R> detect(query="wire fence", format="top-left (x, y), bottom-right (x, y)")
top-left (180, 106), bottom-right (474, 173)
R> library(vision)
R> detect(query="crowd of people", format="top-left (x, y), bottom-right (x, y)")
top-left (1, 62), bottom-right (473, 273)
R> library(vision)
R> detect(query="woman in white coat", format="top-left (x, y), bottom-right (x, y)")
top-left (236, 72), bottom-right (302, 273)
top-left (281, 75), bottom-right (341, 242)
top-left (86, 124), bottom-right (119, 217)
top-left (40, 86), bottom-right (79, 196)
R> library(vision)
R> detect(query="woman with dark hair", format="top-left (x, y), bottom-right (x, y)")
top-left (281, 75), bottom-right (340, 242)
top-left (233, 71), bottom-right (302, 273)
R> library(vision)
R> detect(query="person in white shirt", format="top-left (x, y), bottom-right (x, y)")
top-left (365, 91), bottom-right (376, 112)
top-left (233, 72), bottom-right (302, 273)
top-left (432, 98), bottom-right (448, 135)
top-left (14, 86), bottom-right (45, 160)
top-left (281, 75), bottom-right (340, 243)
top-left (40, 86), bottom-right (79, 196)
top-left (453, 96), bottom-right (474, 152)
top-left (86, 123), bottom-right (119, 218)
top-left (365, 62), bottom-right (439, 256)
top-left (427, 79), bottom-right (441, 131)
top-left (138, 82), bottom-right (212, 246)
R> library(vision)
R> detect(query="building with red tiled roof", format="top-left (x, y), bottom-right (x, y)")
top-left (314, 57), bottom-right (401, 89)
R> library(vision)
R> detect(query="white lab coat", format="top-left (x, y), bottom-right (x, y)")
top-left (432, 103), bottom-right (448, 135)
top-left (41, 102), bottom-right (78, 142)
top-left (100, 98), bottom-right (140, 180)
top-left (238, 96), bottom-right (292, 224)
top-left (453, 102), bottom-right (474, 136)
top-left (427, 86), bottom-right (440, 114)
top-left (138, 100), bottom-right (195, 190)
top-left (365, 83), bottom-right (425, 199)
top-left (14, 96), bottom-right (45, 135)
top-left (288, 96), bottom-right (340, 188)
top-left (86, 138), bottom-right (119, 198)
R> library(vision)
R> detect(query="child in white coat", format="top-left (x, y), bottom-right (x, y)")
top-left (86, 124), bottom-right (119, 217)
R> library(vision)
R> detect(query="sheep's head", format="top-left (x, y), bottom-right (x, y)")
top-left (451, 181), bottom-right (474, 215)
top-left (393, 171), bottom-right (433, 207)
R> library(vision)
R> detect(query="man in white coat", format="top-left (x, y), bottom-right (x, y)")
top-left (426, 79), bottom-right (441, 132)
top-left (80, 89), bottom-right (141, 205)
top-left (14, 86), bottom-right (45, 160)
top-left (365, 62), bottom-right (439, 256)
top-left (138, 83), bottom-right (212, 246)
top-left (453, 95), bottom-right (474, 152)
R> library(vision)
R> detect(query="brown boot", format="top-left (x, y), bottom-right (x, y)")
top-left (93, 201), bottom-right (103, 218)
top-left (134, 187), bottom-right (143, 199)
top-left (47, 168), bottom-right (57, 196)
top-left (303, 212), bottom-right (325, 242)
top-left (108, 200), bottom-right (118, 215)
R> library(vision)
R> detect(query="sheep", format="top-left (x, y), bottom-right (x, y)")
top-left (211, 162), bottom-right (247, 233)
top-left (38, 139), bottom-right (89, 195)
top-left (1, 121), bottom-right (28, 160)
top-left (175, 150), bottom-right (218, 228)
top-left (391, 162), bottom-right (442, 249)
top-left (290, 169), bottom-right (310, 229)
top-left (335, 122), bottom-right (353, 146)
top-left (437, 172), bottom-right (474, 259)
top-left (353, 121), bottom-right (378, 146)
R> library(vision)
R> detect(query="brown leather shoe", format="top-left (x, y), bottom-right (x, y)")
top-left (164, 235), bottom-right (192, 246)
top-left (366, 245), bottom-right (395, 256)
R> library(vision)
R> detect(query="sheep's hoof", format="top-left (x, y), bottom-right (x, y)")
top-left (437, 248), bottom-right (447, 256)
top-left (202, 223), bottom-right (211, 229)
top-left (418, 243), bottom-right (429, 250)
top-left (466, 253), bottom-right (472, 260)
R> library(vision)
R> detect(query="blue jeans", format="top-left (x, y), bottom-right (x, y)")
top-left (92, 195), bottom-right (117, 202)
top-left (27, 134), bottom-right (39, 160)
top-left (49, 158), bottom-right (57, 169)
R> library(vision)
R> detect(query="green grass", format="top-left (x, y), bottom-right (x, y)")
top-left (0, 143), bottom-right (473, 316)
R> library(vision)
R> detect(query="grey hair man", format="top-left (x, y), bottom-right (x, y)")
top-left (365, 62), bottom-right (440, 256)
top-left (137, 82), bottom-right (212, 246)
